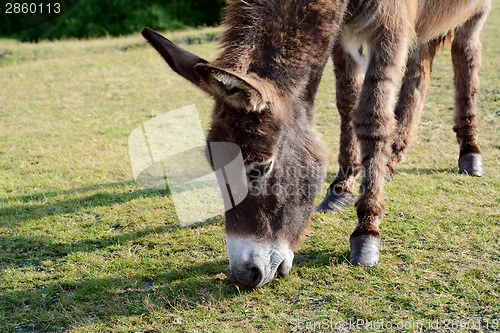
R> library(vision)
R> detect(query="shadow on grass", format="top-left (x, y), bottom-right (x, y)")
top-left (325, 166), bottom-right (458, 180)
top-left (0, 180), bottom-right (351, 331)
top-left (0, 180), bottom-right (169, 225)
top-left (295, 248), bottom-right (350, 267)
top-left (0, 180), bottom-right (141, 204)
top-left (0, 259), bottom-right (241, 332)
top-left (2, 248), bottom-right (350, 331)
top-left (395, 167), bottom-right (457, 176)
top-left (0, 212), bottom-right (224, 272)
top-left (0, 225), bottom-right (175, 270)
top-left (0, 180), bottom-right (225, 270)
top-left (0, 179), bottom-right (233, 331)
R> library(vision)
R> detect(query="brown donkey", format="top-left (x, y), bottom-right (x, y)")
top-left (141, 0), bottom-right (490, 287)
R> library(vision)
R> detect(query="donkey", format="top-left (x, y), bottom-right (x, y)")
top-left (141, 0), bottom-right (490, 288)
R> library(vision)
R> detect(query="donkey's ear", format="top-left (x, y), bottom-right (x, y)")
top-left (141, 27), bottom-right (207, 87)
top-left (195, 64), bottom-right (269, 112)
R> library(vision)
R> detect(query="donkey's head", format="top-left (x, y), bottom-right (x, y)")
top-left (142, 28), bottom-right (325, 288)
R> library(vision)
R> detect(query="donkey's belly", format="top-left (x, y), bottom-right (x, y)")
top-left (415, 0), bottom-right (487, 41)
top-left (343, 0), bottom-right (486, 44)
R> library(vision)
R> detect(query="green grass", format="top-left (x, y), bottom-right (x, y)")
top-left (0, 8), bottom-right (499, 333)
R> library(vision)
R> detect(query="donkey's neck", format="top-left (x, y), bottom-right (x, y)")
top-left (213, 0), bottom-right (348, 97)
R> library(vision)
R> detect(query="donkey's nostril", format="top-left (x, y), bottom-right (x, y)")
top-left (227, 264), bottom-right (265, 288)
top-left (249, 266), bottom-right (263, 286)
top-left (276, 259), bottom-right (286, 277)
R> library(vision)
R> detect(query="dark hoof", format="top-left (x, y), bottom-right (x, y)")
top-left (316, 190), bottom-right (355, 213)
top-left (459, 153), bottom-right (483, 177)
top-left (349, 236), bottom-right (380, 267)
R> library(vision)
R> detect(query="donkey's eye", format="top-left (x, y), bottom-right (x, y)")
top-left (247, 160), bottom-right (273, 180)
top-left (226, 86), bottom-right (244, 96)
top-left (246, 160), bottom-right (273, 195)
top-left (248, 168), bottom-right (261, 179)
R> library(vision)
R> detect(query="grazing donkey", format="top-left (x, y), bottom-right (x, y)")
top-left (141, 0), bottom-right (490, 287)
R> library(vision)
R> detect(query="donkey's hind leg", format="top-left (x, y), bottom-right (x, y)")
top-left (389, 40), bottom-right (439, 173)
top-left (451, 0), bottom-right (491, 177)
top-left (316, 39), bottom-right (364, 213)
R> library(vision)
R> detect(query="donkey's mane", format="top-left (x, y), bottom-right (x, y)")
top-left (214, 0), bottom-right (346, 93)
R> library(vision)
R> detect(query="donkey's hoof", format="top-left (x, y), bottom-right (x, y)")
top-left (349, 236), bottom-right (380, 267)
top-left (459, 153), bottom-right (483, 177)
top-left (316, 191), bottom-right (355, 213)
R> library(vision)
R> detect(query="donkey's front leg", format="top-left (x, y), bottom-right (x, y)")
top-left (452, 0), bottom-right (490, 177)
top-left (350, 32), bottom-right (409, 266)
top-left (389, 40), bottom-right (439, 172)
top-left (316, 39), bottom-right (364, 213)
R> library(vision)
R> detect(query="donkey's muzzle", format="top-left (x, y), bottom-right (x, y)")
top-left (225, 236), bottom-right (294, 288)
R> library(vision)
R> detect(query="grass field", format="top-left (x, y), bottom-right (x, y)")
top-left (0, 6), bottom-right (499, 333)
